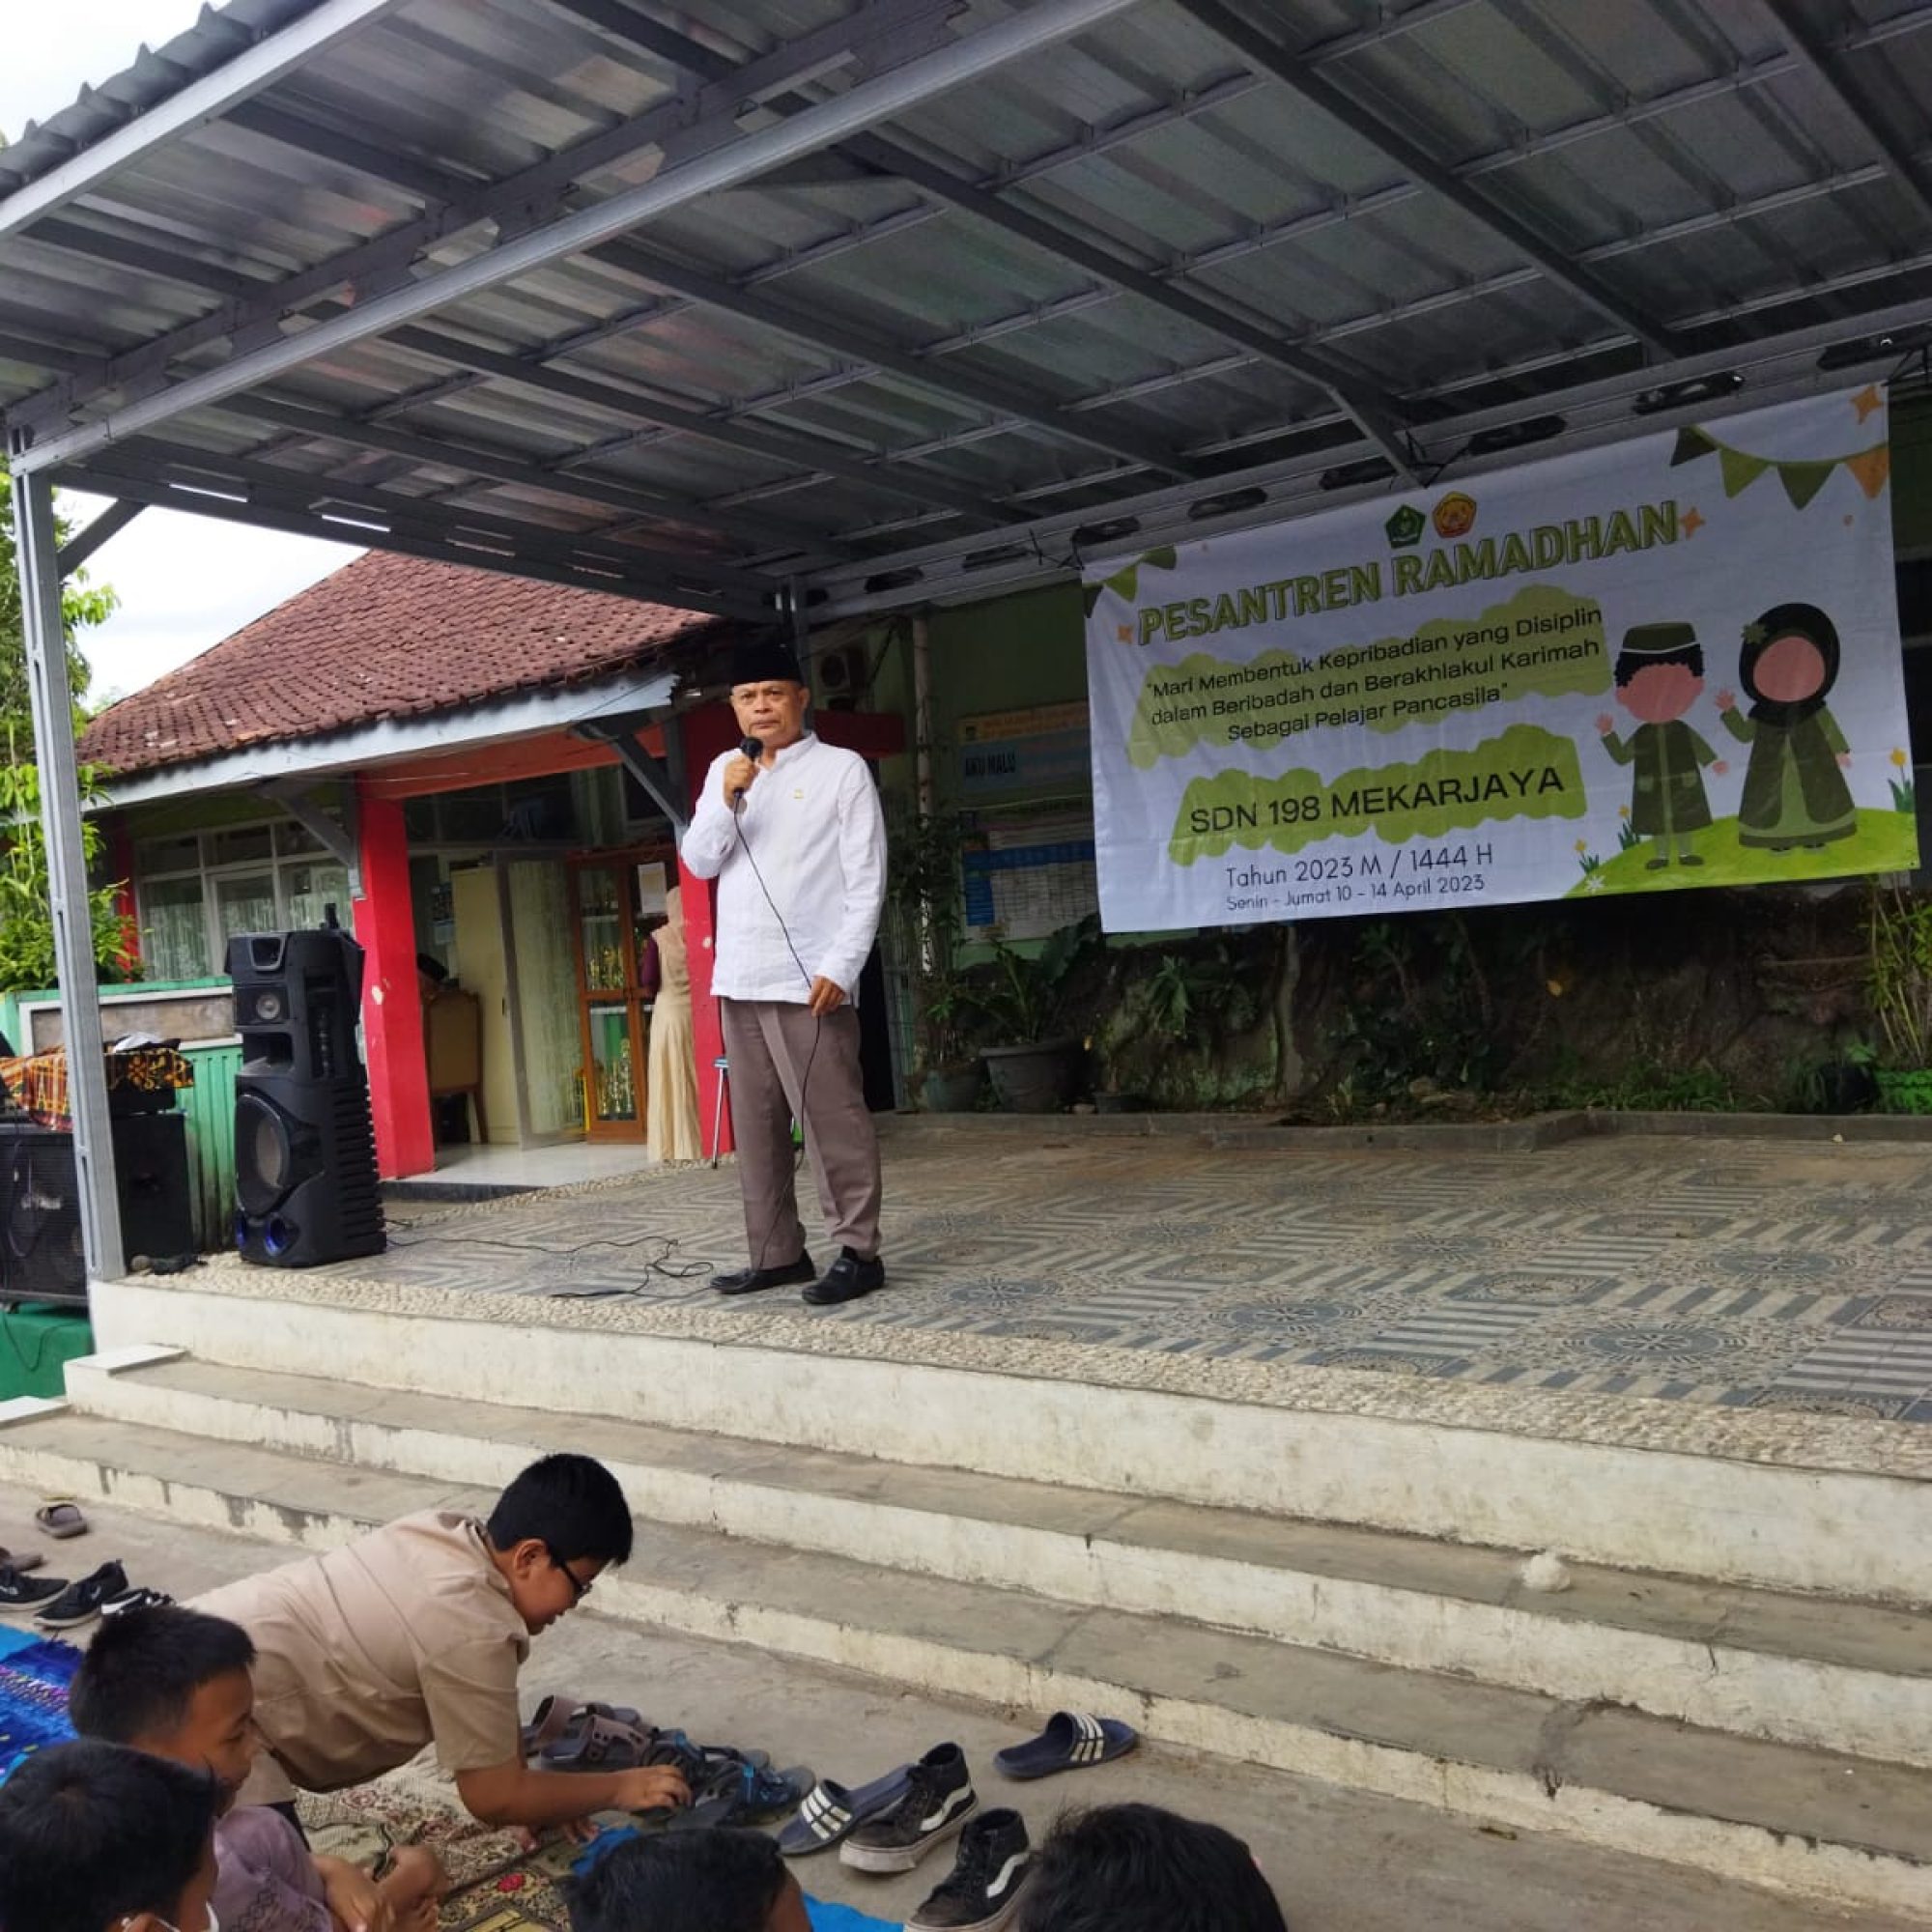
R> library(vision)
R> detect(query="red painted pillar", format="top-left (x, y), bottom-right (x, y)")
top-left (678, 704), bottom-right (740, 1159)
top-left (352, 781), bottom-right (434, 1179)
top-left (104, 818), bottom-right (140, 978)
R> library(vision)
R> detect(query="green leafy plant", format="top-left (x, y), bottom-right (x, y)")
top-left (885, 804), bottom-right (975, 1073)
top-left (967, 915), bottom-right (1100, 1045)
top-left (1142, 941), bottom-right (1257, 1044)
top-left (1336, 916), bottom-right (1500, 1103)
top-left (0, 757), bottom-right (131, 993)
top-left (1866, 883), bottom-right (1932, 1069)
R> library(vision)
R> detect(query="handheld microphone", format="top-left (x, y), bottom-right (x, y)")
top-left (731, 735), bottom-right (762, 805)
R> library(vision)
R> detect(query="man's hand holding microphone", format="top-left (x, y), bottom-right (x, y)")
top-left (722, 733), bottom-right (762, 810)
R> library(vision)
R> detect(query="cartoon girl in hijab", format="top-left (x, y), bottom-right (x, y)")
top-left (1717, 602), bottom-right (1857, 850)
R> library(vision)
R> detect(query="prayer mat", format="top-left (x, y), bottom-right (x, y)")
top-left (300, 1760), bottom-right (602, 1932)
top-left (300, 1762), bottom-right (900, 1931)
top-left (0, 1626), bottom-right (78, 1782)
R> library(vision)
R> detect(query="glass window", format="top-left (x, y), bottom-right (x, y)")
top-left (275, 819), bottom-right (324, 857)
top-left (213, 872), bottom-right (279, 957)
top-left (208, 826), bottom-right (274, 867)
top-left (283, 863), bottom-right (351, 932)
top-left (439, 789), bottom-right (502, 843)
top-left (136, 832), bottom-right (203, 876)
top-left (140, 876), bottom-right (211, 981)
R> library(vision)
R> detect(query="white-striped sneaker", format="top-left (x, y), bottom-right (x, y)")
top-left (839, 1743), bottom-right (977, 1873)
top-left (907, 1807), bottom-right (1033, 1930)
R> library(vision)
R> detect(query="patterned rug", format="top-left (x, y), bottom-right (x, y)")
top-left (301, 1765), bottom-right (588, 1931)
top-left (0, 1625), bottom-right (79, 1783)
top-left (299, 1764), bottom-right (896, 1931)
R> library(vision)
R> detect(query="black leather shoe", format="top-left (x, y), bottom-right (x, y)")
top-left (711, 1253), bottom-right (815, 1296)
top-left (803, 1247), bottom-right (885, 1306)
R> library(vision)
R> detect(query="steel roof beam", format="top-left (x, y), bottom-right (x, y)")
top-left (55, 497), bottom-right (144, 577)
top-left (9, 0), bottom-right (1148, 480)
top-left (0, 0), bottom-right (412, 240)
top-left (804, 285), bottom-right (1932, 606)
top-left (68, 447), bottom-right (776, 617)
top-left (584, 238), bottom-right (1195, 480)
top-left (554, 4), bottom-right (1418, 478)
top-left (383, 323), bottom-right (1021, 526)
top-left (73, 478), bottom-right (729, 609)
top-left (4, 0), bottom-right (1009, 432)
top-left (73, 431), bottom-right (781, 595)
top-left (213, 393), bottom-right (842, 557)
top-left (219, 97), bottom-right (477, 205)
top-left (1169, 0), bottom-right (1677, 357)
top-left (1747, 0), bottom-right (1932, 235)
top-left (836, 128), bottom-right (1422, 478)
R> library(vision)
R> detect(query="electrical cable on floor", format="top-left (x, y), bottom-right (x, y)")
top-left (384, 1224), bottom-right (711, 1295)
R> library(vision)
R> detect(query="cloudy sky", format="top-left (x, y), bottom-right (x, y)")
top-left (4, 2), bottom-right (362, 707)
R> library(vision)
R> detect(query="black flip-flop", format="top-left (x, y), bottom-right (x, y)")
top-left (993, 1711), bottom-right (1139, 1780)
top-left (779, 1764), bottom-right (914, 1857)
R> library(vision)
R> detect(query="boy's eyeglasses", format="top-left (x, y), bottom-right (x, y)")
top-left (547, 1546), bottom-right (592, 1603)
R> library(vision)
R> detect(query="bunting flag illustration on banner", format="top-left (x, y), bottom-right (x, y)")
top-left (1670, 384), bottom-right (1891, 510)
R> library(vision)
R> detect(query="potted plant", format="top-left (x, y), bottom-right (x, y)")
top-left (885, 804), bottom-right (984, 1110)
top-left (1866, 884), bottom-right (1932, 1112)
top-left (968, 915), bottom-right (1099, 1112)
top-left (916, 967), bottom-right (985, 1112)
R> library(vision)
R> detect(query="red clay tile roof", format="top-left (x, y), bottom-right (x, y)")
top-left (80, 550), bottom-right (723, 778)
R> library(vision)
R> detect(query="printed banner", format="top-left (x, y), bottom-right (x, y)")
top-left (1083, 388), bottom-right (1912, 932)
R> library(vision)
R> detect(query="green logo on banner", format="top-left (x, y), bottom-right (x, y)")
top-left (1384, 504), bottom-right (1426, 549)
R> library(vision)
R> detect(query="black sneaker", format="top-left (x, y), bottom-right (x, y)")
top-left (841, 1743), bottom-right (976, 1872)
top-left (711, 1253), bottom-right (815, 1296)
top-left (906, 1807), bottom-right (1033, 1931)
top-left (0, 1563), bottom-right (66, 1615)
top-left (803, 1246), bottom-right (885, 1307)
top-left (34, 1561), bottom-right (128, 1631)
top-left (101, 1585), bottom-right (175, 1620)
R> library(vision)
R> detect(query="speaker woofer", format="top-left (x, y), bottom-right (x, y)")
top-left (236, 1092), bottom-right (300, 1216)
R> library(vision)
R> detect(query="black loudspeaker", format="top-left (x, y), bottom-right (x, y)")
top-left (0, 1115), bottom-right (194, 1307)
top-left (115, 1113), bottom-right (194, 1264)
top-left (227, 927), bottom-right (385, 1268)
top-left (0, 1124), bottom-right (85, 1307)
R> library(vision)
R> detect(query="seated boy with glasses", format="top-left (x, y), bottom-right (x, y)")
top-left (190, 1453), bottom-right (689, 1836)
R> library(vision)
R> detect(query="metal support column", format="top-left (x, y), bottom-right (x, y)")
top-left (7, 467), bottom-right (124, 1282)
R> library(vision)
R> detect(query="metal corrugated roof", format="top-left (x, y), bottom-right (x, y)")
top-left (5, 0), bottom-right (1932, 621)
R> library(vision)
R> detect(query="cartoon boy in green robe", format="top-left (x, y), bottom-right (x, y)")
top-left (1596, 622), bottom-right (1728, 869)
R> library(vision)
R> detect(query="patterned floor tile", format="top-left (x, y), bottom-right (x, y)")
top-left (359, 1129), bottom-right (1932, 1423)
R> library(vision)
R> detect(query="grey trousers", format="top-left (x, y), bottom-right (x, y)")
top-left (720, 998), bottom-right (882, 1267)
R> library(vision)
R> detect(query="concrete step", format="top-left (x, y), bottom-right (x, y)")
top-left (87, 1273), bottom-right (1932, 1605)
top-left (0, 1400), bottom-right (1924, 1918)
top-left (55, 1347), bottom-right (1932, 1774)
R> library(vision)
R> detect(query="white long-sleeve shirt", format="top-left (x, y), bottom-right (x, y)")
top-left (680, 731), bottom-right (887, 1003)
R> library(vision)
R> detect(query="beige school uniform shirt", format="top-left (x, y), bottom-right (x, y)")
top-left (192, 1511), bottom-right (528, 1802)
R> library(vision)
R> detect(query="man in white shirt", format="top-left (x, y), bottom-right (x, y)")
top-left (681, 638), bottom-right (889, 1306)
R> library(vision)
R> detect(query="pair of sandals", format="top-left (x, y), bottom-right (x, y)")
top-left (778, 1711), bottom-right (1139, 1859)
top-left (523, 1696), bottom-right (811, 1830)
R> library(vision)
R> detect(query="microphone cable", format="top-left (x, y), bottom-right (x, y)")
top-left (727, 737), bottom-right (826, 1273)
